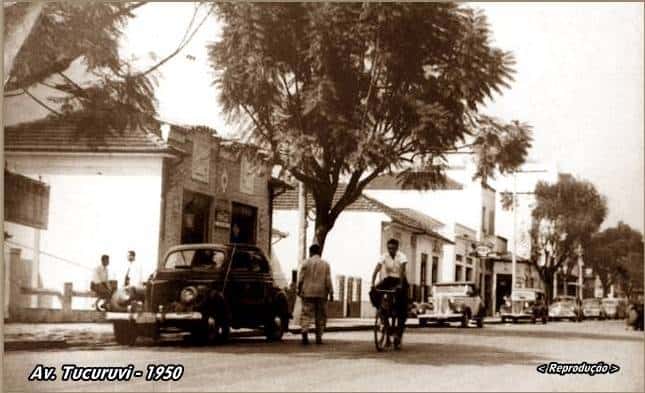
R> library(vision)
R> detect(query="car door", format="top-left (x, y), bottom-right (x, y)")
top-left (227, 248), bottom-right (271, 323)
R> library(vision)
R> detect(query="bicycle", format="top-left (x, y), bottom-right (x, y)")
top-left (373, 288), bottom-right (402, 351)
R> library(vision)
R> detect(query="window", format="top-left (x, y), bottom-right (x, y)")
top-left (230, 249), bottom-right (269, 273)
top-left (164, 248), bottom-right (227, 271)
top-left (455, 265), bottom-right (463, 282)
top-left (488, 210), bottom-right (495, 235)
top-left (431, 256), bottom-right (439, 284)
top-left (420, 253), bottom-right (428, 287)
top-left (465, 267), bottom-right (472, 282)
top-left (466, 257), bottom-right (473, 265)
top-left (456, 254), bottom-right (463, 262)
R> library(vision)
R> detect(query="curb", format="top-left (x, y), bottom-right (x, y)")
top-left (5, 339), bottom-right (69, 351)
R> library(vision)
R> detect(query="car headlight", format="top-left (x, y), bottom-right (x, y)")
top-left (180, 286), bottom-right (197, 304)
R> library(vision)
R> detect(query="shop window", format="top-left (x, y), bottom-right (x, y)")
top-left (455, 265), bottom-right (463, 282)
top-left (181, 190), bottom-right (213, 244)
top-left (465, 267), bottom-right (472, 282)
top-left (230, 202), bottom-right (257, 244)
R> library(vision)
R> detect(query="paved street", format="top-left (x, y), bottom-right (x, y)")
top-left (4, 320), bottom-right (642, 392)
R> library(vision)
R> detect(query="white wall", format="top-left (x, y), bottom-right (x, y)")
top-left (5, 154), bottom-right (163, 308)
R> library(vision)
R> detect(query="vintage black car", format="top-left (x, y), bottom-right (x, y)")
top-left (106, 243), bottom-right (292, 345)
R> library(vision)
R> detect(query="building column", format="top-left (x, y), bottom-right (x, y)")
top-left (32, 229), bottom-right (41, 307)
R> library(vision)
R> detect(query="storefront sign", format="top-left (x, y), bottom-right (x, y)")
top-left (4, 171), bottom-right (49, 229)
top-left (240, 156), bottom-right (255, 194)
top-left (214, 199), bottom-right (231, 229)
top-left (191, 132), bottom-right (211, 184)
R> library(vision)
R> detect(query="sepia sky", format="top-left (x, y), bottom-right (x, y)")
top-left (121, 2), bottom-right (642, 232)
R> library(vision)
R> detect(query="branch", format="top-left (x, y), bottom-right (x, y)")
top-left (134, 3), bottom-right (214, 78)
top-left (23, 88), bottom-right (61, 115)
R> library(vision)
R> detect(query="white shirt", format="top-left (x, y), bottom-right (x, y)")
top-left (377, 251), bottom-right (408, 280)
top-left (123, 260), bottom-right (145, 287)
top-left (91, 265), bottom-right (109, 284)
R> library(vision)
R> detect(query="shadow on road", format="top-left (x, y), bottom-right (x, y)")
top-left (117, 335), bottom-right (547, 368)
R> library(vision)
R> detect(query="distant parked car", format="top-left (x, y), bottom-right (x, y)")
top-left (602, 297), bottom-right (628, 320)
top-left (582, 298), bottom-right (606, 320)
top-left (106, 243), bottom-right (292, 345)
top-left (549, 295), bottom-right (583, 322)
top-left (417, 282), bottom-right (485, 328)
top-left (500, 289), bottom-right (548, 324)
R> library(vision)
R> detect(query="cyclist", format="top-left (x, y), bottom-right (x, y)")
top-left (370, 238), bottom-right (409, 348)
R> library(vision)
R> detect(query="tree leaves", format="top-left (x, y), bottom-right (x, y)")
top-left (210, 3), bottom-right (532, 247)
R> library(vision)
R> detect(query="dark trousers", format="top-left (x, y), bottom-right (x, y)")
top-left (91, 282), bottom-right (113, 300)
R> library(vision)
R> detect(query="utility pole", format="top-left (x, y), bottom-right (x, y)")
top-left (509, 168), bottom-right (548, 298)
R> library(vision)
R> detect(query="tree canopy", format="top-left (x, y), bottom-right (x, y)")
top-left (530, 173), bottom-right (607, 300)
top-left (4, 1), bottom-right (213, 135)
top-left (210, 2), bottom-right (532, 249)
top-left (585, 222), bottom-right (643, 296)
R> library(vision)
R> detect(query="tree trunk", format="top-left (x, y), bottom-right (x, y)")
top-left (313, 215), bottom-right (335, 253)
top-left (541, 266), bottom-right (555, 305)
top-left (3, 2), bottom-right (44, 87)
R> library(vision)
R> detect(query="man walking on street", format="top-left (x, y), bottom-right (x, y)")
top-left (298, 244), bottom-right (333, 345)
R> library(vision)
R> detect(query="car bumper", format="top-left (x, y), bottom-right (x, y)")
top-left (501, 312), bottom-right (534, 319)
top-left (548, 312), bottom-right (576, 318)
top-left (106, 311), bottom-right (202, 324)
top-left (418, 312), bottom-right (463, 322)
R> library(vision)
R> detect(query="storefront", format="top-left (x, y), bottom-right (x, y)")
top-left (158, 125), bottom-right (282, 263)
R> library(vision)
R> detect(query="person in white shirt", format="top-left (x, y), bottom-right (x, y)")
top-left (370, 238), bottom-right (409, 348)
top-left (123, 250), bottom-right (144, 288)
top-left (91, 254), bottom-right (113, 311)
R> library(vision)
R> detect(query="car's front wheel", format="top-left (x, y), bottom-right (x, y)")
top-left (113, 321), bottom-right (138, 346)
top-left (265, 314), bottom-right (285, 341)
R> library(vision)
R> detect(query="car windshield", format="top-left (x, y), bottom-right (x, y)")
top-left (164, 248), bottom-right (228, 271)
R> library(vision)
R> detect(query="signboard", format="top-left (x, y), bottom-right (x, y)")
top-left (4, 171), bottom-right (50, 229)
top-left (239, 155), bottom-right (255, 194)
top-left (191, 132), bottom-right (211, 183)
top-left (214, 199), bottom-right (231, 230)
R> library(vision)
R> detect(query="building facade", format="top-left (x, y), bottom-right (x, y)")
top-left (272, 188), bottom-right (452, 318)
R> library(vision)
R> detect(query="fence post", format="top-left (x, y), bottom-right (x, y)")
top-left (346, 277), bottom-right (354, 317)
top-left (63, 282), bottom-right (73, 316)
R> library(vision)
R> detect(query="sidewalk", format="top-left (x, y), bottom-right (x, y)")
top-left (4, 317), bottom-right (503, 351)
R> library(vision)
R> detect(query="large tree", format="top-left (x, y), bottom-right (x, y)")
top-left (210, 3), bottom-right (532, 250)
top-left (4, 1), bottom-right (214, 134)
top-left (585, 222), bottom-right (643, 297)
top-left (530, 174), bottom-right (607, 302)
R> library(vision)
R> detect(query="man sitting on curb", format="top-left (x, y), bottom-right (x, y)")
top-left (297, 244), bottom-right (333, 345)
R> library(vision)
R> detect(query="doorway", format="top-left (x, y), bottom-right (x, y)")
top-left (181, 190), bottom-right (212, 244)
top-left (495, 274), bottom-right (512, 313)
top-left (230, 202), bottom-right (257, 244)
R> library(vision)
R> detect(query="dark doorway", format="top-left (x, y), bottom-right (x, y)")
top-left (181, 190), bottom-right (213, 244)
top-left (496, 274), bottom-right (512, 313)
top-left (230, 202), bottom-right (257, 244)
top-left (484, 274), bottom-right (493, 316)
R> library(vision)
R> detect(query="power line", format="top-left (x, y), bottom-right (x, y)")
top-left (4, 241), bottom-right (92, 271)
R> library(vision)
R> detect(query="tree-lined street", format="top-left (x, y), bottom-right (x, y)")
top-left (4, 321), bottom-right (643, 392)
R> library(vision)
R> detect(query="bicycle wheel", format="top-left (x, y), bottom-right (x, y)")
top-left (374, 311), bottom-right (390, 352)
